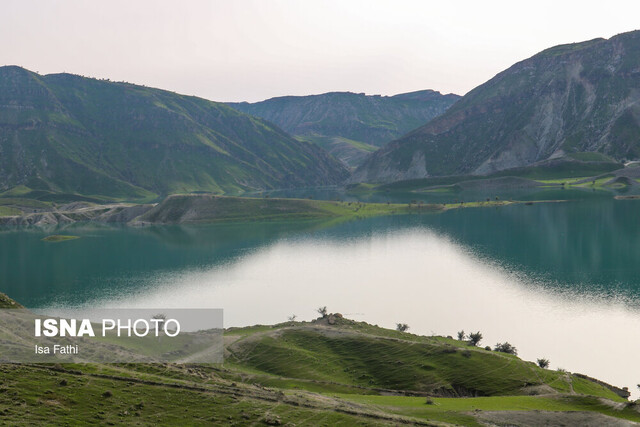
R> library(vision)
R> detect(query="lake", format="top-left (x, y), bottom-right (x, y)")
top-left (1, 197), bottom-right (639, 398)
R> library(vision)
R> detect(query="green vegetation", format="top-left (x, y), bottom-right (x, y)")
top-left (0, 364), bottom-right (384, 426)
top-left (0, 66), bottom-right (347, 202)
top-left (132, 194), bottom-right (533, 225)
top-left (0, 291), bottom-right (637, 426)
top-left (225, 319), bottom-right (617, 400)
top-left (0, 206), bottom-right (22, 217)
top-left (41, 235), bottom-right (80, 242)
top-left (371, 160), bottom-right (624, 194)
top-left (133, 194), bottom-right (439, 224)
top-left (337, 394), bottom-right (640, 425)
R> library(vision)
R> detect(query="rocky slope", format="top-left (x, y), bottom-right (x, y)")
top-left (352, 30), bottom-right (640, 183)
top-left (229, 90), bottom-right (460, 167)
top-left (0, 66), bottom-right (348, 200)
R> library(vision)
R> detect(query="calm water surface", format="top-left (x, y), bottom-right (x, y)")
top-left (1, 198), bottom-right (639, 397)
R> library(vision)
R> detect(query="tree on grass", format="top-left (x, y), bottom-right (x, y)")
top-left (457, 330), bottom-right (466, 341)
top-left (468, 331), bottom-right (483, 346)
top-left (537, 358), bottom-right (550, 369)
top-left (317, 306), bottom-right (328, 318)
top-left (494, 342), bottom-right (517, 355)
top-left (396, 323), bottom-right (409, 332)
top-left (287, 314), bottom-right (297, 322)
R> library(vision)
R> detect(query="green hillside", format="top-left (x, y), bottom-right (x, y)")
top-left (0, 290), bottom-right (637, 426)
top-left (0, 66), bottom-right (348, 201)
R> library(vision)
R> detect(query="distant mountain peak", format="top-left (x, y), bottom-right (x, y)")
top-left (352, 30), bottom-right (640, 183)
top-left (228, 89), bottom-right (460, 168)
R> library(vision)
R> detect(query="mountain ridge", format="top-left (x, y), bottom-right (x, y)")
top-left (0, 66), bottom-right (349, 200)
top-left (229, 89), bottom-right (460, 167)
top-left (352, 30), bottom-right (640, 183)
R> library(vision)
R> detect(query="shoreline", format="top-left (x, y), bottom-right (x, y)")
top-left (0, 194), bottom-right (568, 228)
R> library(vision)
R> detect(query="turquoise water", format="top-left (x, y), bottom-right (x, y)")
top-left (1, 198), bottom-right (639, 396)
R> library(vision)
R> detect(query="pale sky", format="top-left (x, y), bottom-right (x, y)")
top-left (2, 0), bottom-right (639, 102)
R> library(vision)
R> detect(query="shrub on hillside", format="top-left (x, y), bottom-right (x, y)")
top-left (537, 358), bottom-right (550, 368)
top-left (396, 323), bottom-right (410, 332)
top-left (494, 342), bottom-right (517, 355)
top-left (468, 331), bottom-right (482, 346)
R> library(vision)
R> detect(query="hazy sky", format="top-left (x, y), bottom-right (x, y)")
top-left (2, 0), bottom-right (639, 102)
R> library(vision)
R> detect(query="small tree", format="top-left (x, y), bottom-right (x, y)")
top-left (396, 323), bottom-right (409, 332)
top-left (537, 358), bottom-right (550, 369)
top-left (494, 342), bottom-right (517, 355)
top-left (468, 331), bottom-right (483, 347)
top-left (287, 314), bottom-right (297, 322)
top-left (457, 330), bottom-right (466, 341)
top-left (317, 306), bottom-right (328, 318)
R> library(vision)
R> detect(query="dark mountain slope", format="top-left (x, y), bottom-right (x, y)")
top-left (229, 90), bottom-right (460, 167)
top-left (0, 66), bottom-right (348, 200)
top-left (352, 31), bottom-right (640, 183)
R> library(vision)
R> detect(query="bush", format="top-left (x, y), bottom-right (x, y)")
top-left (396, 323), bottom-right (410, 332)
top-left (484, 346), bottom-right (491, 351)
top-left (537, 358), bottom-right (550, 369)
top-left (457, 330), bottom-right (466, 341)
top-left (468, 331), bottom-right (483, 346)
top-left (494, 342), bottom-right (517, 355)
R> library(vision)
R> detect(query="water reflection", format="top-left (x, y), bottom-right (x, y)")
top-left (77, 227), bottom-right (640, 398)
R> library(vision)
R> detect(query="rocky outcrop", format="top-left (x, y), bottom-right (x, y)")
top-left (0, 203), bottom-right (154, 226)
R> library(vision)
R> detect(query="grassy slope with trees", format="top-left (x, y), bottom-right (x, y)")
top-left (1, 293), bottom-right (638, 426)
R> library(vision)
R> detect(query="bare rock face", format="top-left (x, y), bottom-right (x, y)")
top-left (0, 212), bottom-right (73, 226)
top-left (0, 203), bottom-right (154, 226)
top-left (354, 30), bottom-right (640, 183)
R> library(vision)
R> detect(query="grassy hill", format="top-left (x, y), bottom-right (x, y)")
top-left (229, 90), bottom-right (460, 168)
top-left (0, 66), bottom-right (348, 201)
top-left (0, 291), bottom-right (638, 426)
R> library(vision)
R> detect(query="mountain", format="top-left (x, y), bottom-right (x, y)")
top-left (0, 66), bottom-right (348, 200)
top-left (352, 30), bottom-right (640, 183)
top-left (229, 90), bottom-right (460, 167)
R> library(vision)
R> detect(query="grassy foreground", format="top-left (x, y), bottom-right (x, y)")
top-left (0, 293), bottom-right (638, 425)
